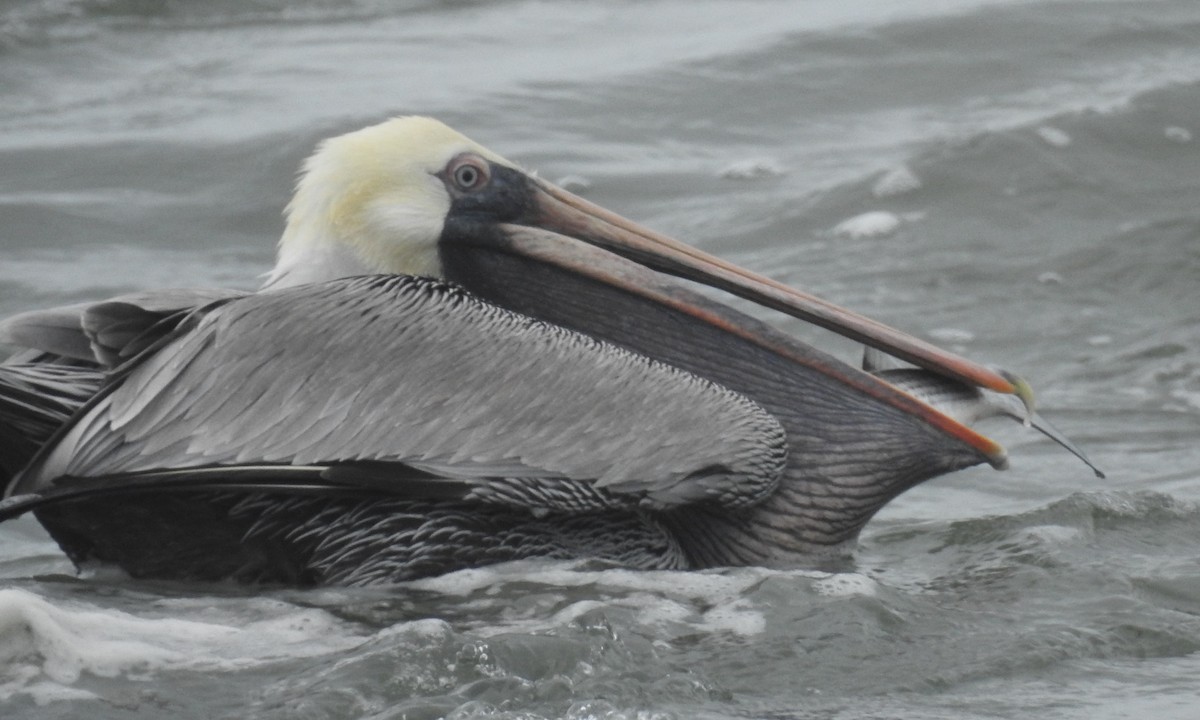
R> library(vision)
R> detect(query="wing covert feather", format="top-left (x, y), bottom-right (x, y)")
top-left (0, 288), bottom-right (244, 365)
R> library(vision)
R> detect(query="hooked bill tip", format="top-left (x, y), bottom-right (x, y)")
top-left (999, 369), bottom-right (1037, 424)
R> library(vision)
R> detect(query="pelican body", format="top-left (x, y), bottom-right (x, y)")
top-left (0, 118), bottom-right (1094, 585)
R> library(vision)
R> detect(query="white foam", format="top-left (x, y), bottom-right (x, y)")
top-left (1036, 125), bottom-right (1072, 147)
top-left (623, 593), bottom-right (694, 626)
top-left (410, 563), bottom-right (844, 639)
top-left (554, 174), bottom-right (593, 192)
top-left (1014, 524), bottom-right (1082, 546)
top-left (872, 165), bottom-right (922, 198)
top-left (1164, 126), bottom-right (1192, 143)
top-left (812, 573), bottom-right (879, 598)
top-left (551, 599), bottom-right (609, 626)
top-left (6, 676), bottom-right (97, 706)
top-left (719, 158), bottom-right (786, 180)
top-left (550, 588), bottom-right (765, 637)
top-left (407, 561), bottom-right (769, 601)
top-left (701, 598), bottom-right (767, 636)
top-left (832, 211), bottom-right (901, 238)
top-left (928, 327), bottom-right (976, 343)
top-left (372, 617), bottom-right (454, 643)
top-left (0, 589), bottom-right (366, 704)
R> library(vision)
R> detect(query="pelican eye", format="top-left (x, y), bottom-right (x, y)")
top-left (448, 156), bottom-right (490, 192)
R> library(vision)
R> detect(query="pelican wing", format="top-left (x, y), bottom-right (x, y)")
top-left (0, 288), bottom-right (245, 365)
top-left (15, 276), bottom-right (787, 515)
top-left (0, 288), bottom-right (245, 486)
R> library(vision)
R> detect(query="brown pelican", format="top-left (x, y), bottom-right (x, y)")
top-left (0, 117), bottom-right (1099, 586)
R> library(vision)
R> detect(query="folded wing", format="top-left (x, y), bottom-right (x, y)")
top-left (10, 275), bottom-right (788, 517)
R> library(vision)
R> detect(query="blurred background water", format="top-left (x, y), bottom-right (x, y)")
top-left (1, 0), bottom-right (1199, 718)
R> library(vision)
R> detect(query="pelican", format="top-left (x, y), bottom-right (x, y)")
top-left (0, 117), bottom-right (1099, 586)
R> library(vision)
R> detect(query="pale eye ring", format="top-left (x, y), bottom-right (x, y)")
top-left (449, 157), bottom-right (489, 191)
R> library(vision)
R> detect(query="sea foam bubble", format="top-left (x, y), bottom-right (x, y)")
top-left (0, 588), bottom-right (364, 704)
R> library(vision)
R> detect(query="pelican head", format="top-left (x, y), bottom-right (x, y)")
top-left (267, 116), bottom-right (1028, 466)
top-left (270, 117), bottom-right (518, 287)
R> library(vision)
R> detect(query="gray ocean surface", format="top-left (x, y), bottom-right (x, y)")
top-left (1, 0), bottom-right (1199, 718)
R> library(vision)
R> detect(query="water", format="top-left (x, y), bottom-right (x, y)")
top-left (1, 0), bottom-right (1199, 717)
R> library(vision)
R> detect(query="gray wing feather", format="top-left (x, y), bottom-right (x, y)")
top-left (0, 302), bottom-right (95, 360)
top-left (25, 276), bottom-right (787, 511)
top-left (0, 288), bottom-right (245, 365)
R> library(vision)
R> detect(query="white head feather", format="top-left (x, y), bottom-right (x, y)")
top-left (265, 116), bottom-right (516, 289)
